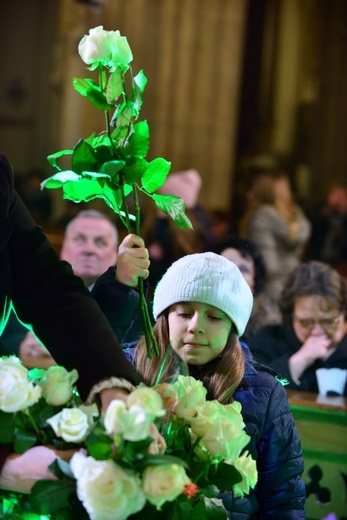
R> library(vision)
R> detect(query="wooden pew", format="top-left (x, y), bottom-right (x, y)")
top-left (287, 389), bottom-right (347, 520)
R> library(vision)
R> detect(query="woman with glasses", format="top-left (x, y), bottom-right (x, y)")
top-left (248, 261), bottom-right (347, 394)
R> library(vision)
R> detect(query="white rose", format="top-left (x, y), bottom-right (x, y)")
top-left (201, 419), bottom-right (250, 461)
top-left (70, 452), bottom-right (146, 520)
top-left (104, 399), bottom-right (151, 441)
top-left (0, 356), bottom-right (41, 412)
top-left (190, 399), bottom-right (246, 439)
top-left (231, 451), bottom-right (258, 497)
top-left (46, 407), bottom-right (91, 443)
top-left (39, 366), bottom-right (78, 406)
top-left (78, 26), bottom-right (132, 70)
top-left (189, 400), bottom-right (221, 438)
top-left (172, 376), bottom-right (207, 421)
top-left (142, 464), bottom-right (191, 510)
top-left (127, 387), bottom-right (166, 420)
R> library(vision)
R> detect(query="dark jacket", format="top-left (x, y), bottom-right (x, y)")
top-left (248, 322), bottom-right (347, 395)
top-left (0, 152), bottom-right (135, 400)
top-left (226, 346), bottom-right (305, 519)
top-left (91, 266), bottom-right (143, 343)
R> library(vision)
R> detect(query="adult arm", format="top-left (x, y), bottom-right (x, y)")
top-left (2, 154), bottom-right (135, 401)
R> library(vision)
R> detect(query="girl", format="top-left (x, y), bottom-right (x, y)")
top-left (128, 252), bottom-right (306, 519)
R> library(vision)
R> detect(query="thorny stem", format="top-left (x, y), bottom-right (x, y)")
top-left (133, 186), bottom-right (159, 358)
top-left (100, 66), bottom-right (158, 358)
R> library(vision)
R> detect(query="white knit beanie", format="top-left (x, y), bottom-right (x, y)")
top-left (152, 252), bottom-right (253, 337)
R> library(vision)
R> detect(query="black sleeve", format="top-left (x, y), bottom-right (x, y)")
top-left (4, 155), bottom-right (135, 400)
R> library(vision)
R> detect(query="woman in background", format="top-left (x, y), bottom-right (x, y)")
top-left (249, 261), bottom-right (347, 394)
top-left (211, 235), bottom-right (281, 340)
top-left (239, 171), bottom-right (311, 301)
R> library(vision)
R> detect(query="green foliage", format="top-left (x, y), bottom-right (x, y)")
top-left (42, 50), bottom-right (192, 232)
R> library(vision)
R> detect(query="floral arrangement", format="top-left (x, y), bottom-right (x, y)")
top-left (0, 356), bottom-right (257, 519)
top-left (41, 26), bottom-right (193, 359)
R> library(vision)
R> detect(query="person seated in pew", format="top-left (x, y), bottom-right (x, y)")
top-left (248, 261), bottom-right (347, 394)
top-left (211, 235), bottom-right (281, 341)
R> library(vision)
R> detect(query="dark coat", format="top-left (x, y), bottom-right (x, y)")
top-left (248, 322), bottom-right (347, 395)
top-left (227, 346), bottom-right (306, 519)
top-left (0, 152), bottom-right (135, 400)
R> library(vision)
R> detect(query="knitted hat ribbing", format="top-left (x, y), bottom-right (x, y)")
top-left (152, 252), bottom-right (253, 337)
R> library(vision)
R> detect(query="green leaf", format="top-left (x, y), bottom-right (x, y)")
top-left (112, 101), bottom-right (134, 128)
top-left (41, 170), bottom-right (80, 190)
top-left (111, 125), bottom-right (129, 142)
top-left (106, 68), bottom-right (124, 104)
top-left (141, 157), bottom-right (171, 193)
top-left (86, 424), bottom-right (113, 460)
top-left (133, 70), bottom-right (147, 115)
top-left (123, 158), bottom-right (149, 184)
top-left (99, 160), bottom-right (126, 180)
top-left (81, 170), bottom-right (111, 180)
top-left (29, 480), bottom-right (73, 515)
top-left (62, 179), bottom-right (104, 203)
top-left (134, 69), bottom-right (147, 93)
top-left (124, 120), bottom-right (150, 158)
top-left (14, 427), bottom-right (37, 453)
top-left (137, 453), bottom-right (190, 471)
top-left (72, 140), bottom-right (98, 175)
top-left (88, 441), bottom-right (114, 460)
top-left (202, 497), bottom-right (228, 519)
top-left (47, 149), bottom-right (73, 171)
top-left (73, 77), bottom-right (111, 111)
top-left (153, 194), bottom-right (194, 230)
top-left (0, 411), bottom-right (15, 443)
top-left (73, 77), bottom-right (99, 97)
top-left (101, 184), bottom-right (123, 213)
top-left (208, 462), bottom-right (242, 491)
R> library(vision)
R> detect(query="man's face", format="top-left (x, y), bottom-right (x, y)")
top-left (60, 217), bottom-right (118, 286)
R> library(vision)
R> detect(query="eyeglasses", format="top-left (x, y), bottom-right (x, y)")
top-left (292, 314), bottom-right (343, 330)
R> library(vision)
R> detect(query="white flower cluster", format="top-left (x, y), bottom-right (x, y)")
top-left (0, 356), bottom-right (257, 519)
top-left (71, 386), bottom-right (191, 519)
top-left (0, 356), bottom-right (77, 412)
top-left (156, 375), bottom-right (258, 497)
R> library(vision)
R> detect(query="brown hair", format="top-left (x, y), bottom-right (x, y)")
top-left (280, 261), bottom-right (347, 319)
top-left (239, 171), bottom-right (299, 236)
top-left (134, 311), bottom-right (245, 404)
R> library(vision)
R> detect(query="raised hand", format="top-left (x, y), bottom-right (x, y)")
top-left (115, 234), bottom-right (150, 288)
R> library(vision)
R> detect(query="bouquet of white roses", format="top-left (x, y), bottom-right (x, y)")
top-left (0, 356), bottom-right (257, 519)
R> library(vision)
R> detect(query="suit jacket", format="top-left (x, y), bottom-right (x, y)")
top-left (0, 153), bottom-right (135, 400)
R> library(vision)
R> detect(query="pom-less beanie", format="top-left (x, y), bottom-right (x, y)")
top-left (152, 252), bottom-right (253, 337)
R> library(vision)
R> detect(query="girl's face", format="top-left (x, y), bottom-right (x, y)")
top-left (168, 302), bottom-right (232, 365)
